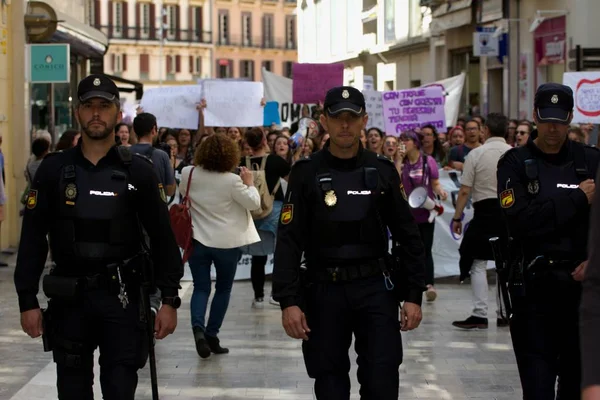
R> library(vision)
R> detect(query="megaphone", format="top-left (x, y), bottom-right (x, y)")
top-left (408, 186), bottom-right (444, 223)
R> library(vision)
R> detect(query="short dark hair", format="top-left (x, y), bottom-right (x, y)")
top-left (485, 113), bottom-right (508, 138)
top-left (245, 127), bottom-right (265, 150)
top-left (114, 123), bottom-right (129, 134)
top-left (133, 113), bottom-right (157, 138)
top-left (195, 133), bottom-right (240, 172)
top-left (31, 138), bottom-right (50, 158)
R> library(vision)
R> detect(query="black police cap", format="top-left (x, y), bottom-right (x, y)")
top-left (534, 83), bottom-right (573, 125)
top-left (323, 86), bottom-right (365, 116)
top-left (77, 74), bottom-right (120, 103)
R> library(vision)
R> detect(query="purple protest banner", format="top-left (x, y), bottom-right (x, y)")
top-left (292, 62), bottom-right (344, 104)
top-left (382, 86), bottom-right (447, 136)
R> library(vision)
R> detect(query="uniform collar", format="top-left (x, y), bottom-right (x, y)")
top-left (323, 139), bottom-right (367, 169)
top-left (526, 129), bottom-right (571, 163)
top-left (74, 141), bottom-right (122, 167)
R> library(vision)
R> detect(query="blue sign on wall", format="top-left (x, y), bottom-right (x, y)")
top-left (29, 44), bottom-right (70, 83)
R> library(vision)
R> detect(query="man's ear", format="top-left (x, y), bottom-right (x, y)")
top-left (74, 105), bottom-right (81, 125)
top-left (319, 113), bottom-right (328, 132)
top-left (567, 111), bottom-right (574, 125)
top-left (532, 108), bottom-right (538, 124)
top-left (362, 113), bottom-right (369, 129)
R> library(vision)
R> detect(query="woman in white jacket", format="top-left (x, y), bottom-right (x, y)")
top-left (179, 134), bottom-right (260, 358)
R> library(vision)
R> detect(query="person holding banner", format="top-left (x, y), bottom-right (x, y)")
top-left (497, 83), bottom-right (600, 399)
top-left (273, 86), bottom-right (426, 400)
top-left (399, 130), bottom-right (448, 302)
top-left (450, 113), bottom-right (512, 330)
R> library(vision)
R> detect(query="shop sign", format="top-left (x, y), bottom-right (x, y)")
top-left (29, 44), bottom-right (70, 83)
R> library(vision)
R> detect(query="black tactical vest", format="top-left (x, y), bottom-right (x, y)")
top-left (306, 155), bottom-right (385, 264)
top-left (520, 143), bottom-right (590, 258)
top-left (49, 147), bottom-right (142, 268)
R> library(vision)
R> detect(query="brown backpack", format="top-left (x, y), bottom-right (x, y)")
top-left (245, 156), bottom-right (281, 220)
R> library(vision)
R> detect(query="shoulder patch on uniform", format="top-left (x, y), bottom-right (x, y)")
top-left (500, 188), bottom-right (515, 208)
top-left (280, 204), bottom-right (293, 225)
top-left (26, 189), bottom-right (38, 209)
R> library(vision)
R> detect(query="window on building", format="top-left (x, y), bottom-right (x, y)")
top-left (240, 60), bottom-right (255, 80)
top-left (140, 54), bottom-right (149, 80)
top-left (410, 79), bottom-right (421, 88)
top-left (140, 3), bottom-right (150, 39)
top-left (190, 6), bottom-right (203, 42)
top-left (217, 59), bottom-right (233, 78)
top-left (242, 12), bottom-right (252, 47)
top-left (196, 56), bottom-right (202, 75)
top-left (262, 14), bottom-right (274, 48)
top-left (262, 60), bottom-right (272, 72)
top-left (111, 54), bottom-right (127, 74)
top-left (218, 10), bottom-right (229, 45)
top-left (113, 2), bottom-right (123, 37)
top-left (283, 61), bottom-right (293, 78)
top-left (285, 15), bottom-right (296, 49)
top-left (88, 0), bottom-right (95, 26)
top-left (166, 5), bottom-right (177, 40)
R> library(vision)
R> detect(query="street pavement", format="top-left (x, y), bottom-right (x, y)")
top-left (0, 253), bottom-right (522, 400)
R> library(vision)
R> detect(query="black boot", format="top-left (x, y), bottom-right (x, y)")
top-left (205, 334), bottom-right (229, 354)
top-left (193, 327), bottom-right (211, 358)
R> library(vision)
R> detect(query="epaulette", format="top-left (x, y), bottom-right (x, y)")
top-left (132, 153), bottom-right (154, 165)
top-left (295, 155), bottom-right (312, 164)
top-left (376, 153), bottom-right (394, 166)
top-left (497, 146), bottom-right (520, 165)
top-left (584, 144), bottom-right (600, 152)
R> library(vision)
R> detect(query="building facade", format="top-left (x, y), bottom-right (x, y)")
top-left (90, 0), bottom-right (213, 104)
top-left (298, 0), bottom-right (600, 122)
top-left (213, 0), bottom-right (298, 81)
top-left (3, 0), bottom-right (108, 250)
top-left (298, 0), bottom-right (432, 91)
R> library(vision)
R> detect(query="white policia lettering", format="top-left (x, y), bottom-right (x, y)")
top-left (556, 183), bottom-right (579, 189)
top-left (347, 190), bottom-right (372, 195)
top-left (89, 190), bottom-right (118, 196)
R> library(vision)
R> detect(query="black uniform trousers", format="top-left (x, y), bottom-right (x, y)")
top-left (48, 287), bottom-right (148, 400)
top-left (510, 265), bottom-right (581, 400)
top-left (302, 275), bottom-right (402, 400)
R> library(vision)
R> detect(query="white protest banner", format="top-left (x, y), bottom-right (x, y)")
top-left (363, 90), bottom-right (385, 131)
top-left (420, 72), bottom-right (466, 128)
top-left (140, 85), bottom-right (202, 129)
top-left (262, 68), bottom-right (315, 128)
top-left (382, 86), bottom-right (447, 136)
top-left (203, 80), bottom-right (264, 127)
top-left (563, 72), bottom-right (600, 123)
top-left (429, 169), bottom-right (494, 277)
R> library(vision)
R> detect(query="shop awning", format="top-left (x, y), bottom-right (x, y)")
top-left (105, 74), bottom-right (144, 100)
top-left (50, 10), bottom-right (108, 58)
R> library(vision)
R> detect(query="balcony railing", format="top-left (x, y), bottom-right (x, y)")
top-left (216, 34), bottom-right (297, 50)
top-left (97, 25), bottom-right (213, 44)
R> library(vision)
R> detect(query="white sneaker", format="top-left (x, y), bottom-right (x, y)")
top-left (269, 296), bottom-right (280, 306)
top-left (252, 297), bottom-right (264, 309)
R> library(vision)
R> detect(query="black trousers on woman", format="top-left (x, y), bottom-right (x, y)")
top-left (417, 222), bottom-right (435, 286)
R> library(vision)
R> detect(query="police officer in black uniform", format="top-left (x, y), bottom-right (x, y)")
top-left (497, 83), bottom-right (599, 400)
top-left (14, 74), bottom-right (184, 400)
top-left (273, 86), bottom-right (426, 400)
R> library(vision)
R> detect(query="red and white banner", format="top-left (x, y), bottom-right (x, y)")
top-left (563, 72), bottom-right (600, 123)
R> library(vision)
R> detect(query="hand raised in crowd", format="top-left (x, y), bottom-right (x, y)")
top-left (579, 179), bottom-right (595, 204)
top-left (196, 98), bottom-right (207, 111)
top-left (400, 302), bottom-right (422, 331)
top-left (572, 260), bottom-right (588, 282)
top-left (239, 166), bottom-right (254, 187)
top-left (282, 305), bottom-right (310, 340)
top-left (21, 308), bottom-right (43, 338)
top-left (136, 106), bottom-right (144, 115)
top-left (260, 97), bottom-right (266, 107)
